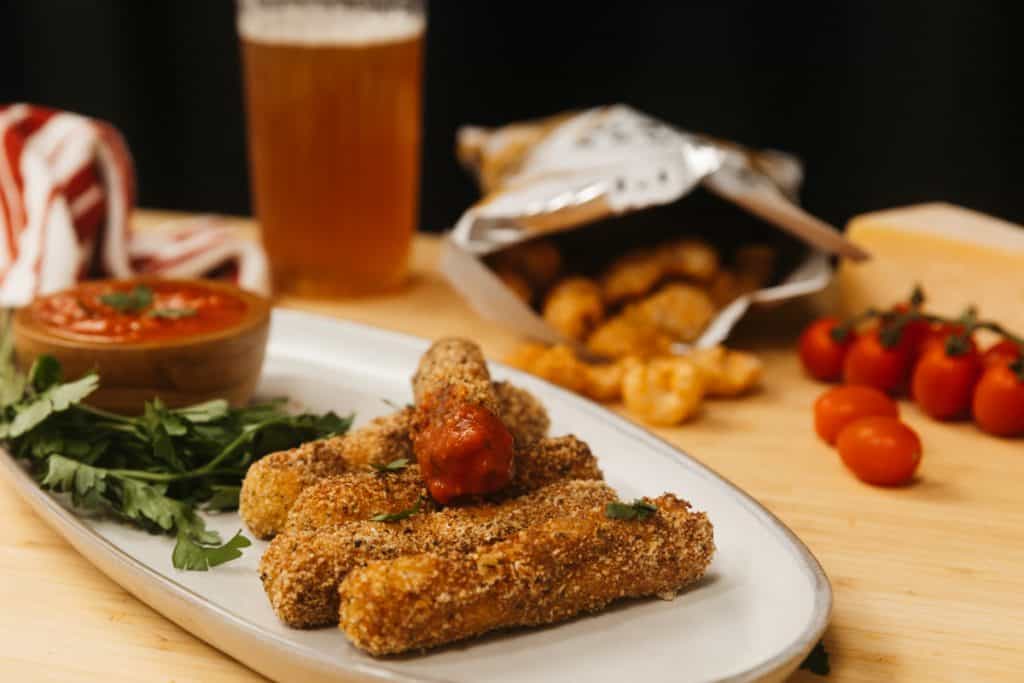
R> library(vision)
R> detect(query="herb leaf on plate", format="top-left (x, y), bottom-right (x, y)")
top-left (604, 499), bottom-right (658, 521)
top-left (371, 457), bottom-right (411, 473)
top-left (172, 530), bottom-right (252, 571)
top-left (370, 497), bottom-right (423, 522)
top-left (0, 332), bottom-right (352, 569)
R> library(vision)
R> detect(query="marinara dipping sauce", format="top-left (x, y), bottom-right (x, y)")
top-left (413, 399), bottom-right (515, 504)
top-left (27, 279), bottom-right (249, 344)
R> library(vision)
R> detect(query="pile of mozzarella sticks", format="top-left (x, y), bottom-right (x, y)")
top-left (240, 337), bottom-right (715, 656)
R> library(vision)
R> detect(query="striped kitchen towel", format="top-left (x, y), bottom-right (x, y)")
top-left (0, 104), bottom-right (269, 306)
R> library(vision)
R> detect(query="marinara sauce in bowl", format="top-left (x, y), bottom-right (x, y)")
top-left (13, 278), bottom-right (271, 413)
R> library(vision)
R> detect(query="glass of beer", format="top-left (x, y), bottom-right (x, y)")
top-left (237, 0), bottom-right (425, 297)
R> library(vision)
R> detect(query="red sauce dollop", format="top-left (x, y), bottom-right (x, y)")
top-left (413, 401), bottom-right (515, 504)
top-left (29, 280), bottom-right (249, 343)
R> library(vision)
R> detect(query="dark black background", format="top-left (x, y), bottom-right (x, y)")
top-left (1, 0), bottom-right (1021, 231)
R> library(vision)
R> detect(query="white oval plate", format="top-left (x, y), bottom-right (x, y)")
top-left (0, 310), bottom-right (830, 683)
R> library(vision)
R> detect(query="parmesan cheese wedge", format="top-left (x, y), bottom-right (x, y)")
top-left (838, 203), bottom-right (1024, 335)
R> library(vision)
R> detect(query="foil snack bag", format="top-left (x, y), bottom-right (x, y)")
top-left (441, 105), bottom-right (867, 349)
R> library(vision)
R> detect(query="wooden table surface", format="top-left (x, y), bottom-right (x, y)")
top-left (2, 211), bottom-right (1022, 682)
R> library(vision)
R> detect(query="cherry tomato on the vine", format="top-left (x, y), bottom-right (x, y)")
top-left (836, 416), bottom-right (922, 486)
top-left (842, 328), bottom-right (912, 394)
top-left (911, 345), bottom-right (982, 420)
top-left (814, 385), bottom-right (899, 444)
top-left (892, 303), bottom-right (931, 360)
top-left (981, 339), bottom-right (1022, 370)
top-left (972, 363), bottom-right (1024, 437)
top-left (917, 323), bottom-right (969, 361)
top-left (798, 317), bottom-right (853, 382)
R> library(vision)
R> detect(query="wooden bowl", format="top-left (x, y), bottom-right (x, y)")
top-left (13, 278), bottom-right (271, 414)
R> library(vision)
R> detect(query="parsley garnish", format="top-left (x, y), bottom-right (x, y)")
top-left (799, 640), bottom-right (830, 676)
top-left (147, 307), bottom-right (197, 319)
top-left (371, 457), bottom-right (410, 473)
top-left (370, 498), bottom-right (422, 522)
top-left (172, 530), bottom-right (251, 571)
top-left (99, 285), bottom-right (153, 313)
top-left (604, 499), bottom-right (658, 521)
top-left (0, 317), bottom-right (353, 570)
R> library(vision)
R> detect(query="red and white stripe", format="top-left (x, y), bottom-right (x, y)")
top-left (0, 104), bottom-right (269, 306)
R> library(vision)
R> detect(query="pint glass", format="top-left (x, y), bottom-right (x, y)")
top-left (238, 0), bottom-right (425, 297)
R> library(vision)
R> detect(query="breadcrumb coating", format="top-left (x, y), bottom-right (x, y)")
top-left (341, 408), bottom-right (415, 468)
top-left (260, 480), bottom-right (616, 628)
top-left (411, 338), bottom-right (516, 502)
top-left (338, 493), bottom-right (715, 655)
top-left (240, 382), bottom-right (550, 539)
top-left (411, 337), bottom-right (498, 413)
top-left (492, 381), bottom-right (549, 447)
top-left (284, 466), bottom-right (433, 534)
top-left (284, 435), bottom-right (604, 534)
top-left (238, 410), bottom-right (412, 539)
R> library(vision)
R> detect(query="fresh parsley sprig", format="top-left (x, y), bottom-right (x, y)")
top-left (0, 318), bottom-right (352, 570)
top-left (370, 497), bottom-right (423, 522)
top-left (99, 285), bottom-right (154, 313)
top-left (604, 499), bottom-right (658, 521)
top-left (371, 457), bottom-right (410, 473)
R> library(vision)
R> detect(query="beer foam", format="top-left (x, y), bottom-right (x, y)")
top-left (238, 5), bottom-right (424, 46)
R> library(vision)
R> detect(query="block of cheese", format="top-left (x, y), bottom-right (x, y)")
top-left (837, 203), bottom-right (1024, 335)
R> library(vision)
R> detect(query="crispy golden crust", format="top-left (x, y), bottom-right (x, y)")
top-left (284, 467), bottom-right (434, 534)
top-left (511, 343), bottom-right (589, 393)
top-left (687, 346), bottom-right (763, 398)
top-left (240, 383), bottom-right (550, 540)
top-left (338, 494), bottom-right (715, 655)
top-left (508, 435), bottom-right (603, 494)
top-left (260, 480), bottom-right (616, 628)
top-left (542, 277), bottom-right (605, 341)
top-left (493, 381), bottom-right (550, 447)
top-left (238, 411), bottom-right (413, 540)
top-left (340, 408), bottom-right (414, 468)
top-left (238, 434), bottom-right (351, 540)
top-left (586, 315), bottom-right (675, 359)
top-left (284, 435), bottom-right (603, 534)
top-left (622, 357), bottom-right (705, 426)
top-left (623, 283), bottom-right (716, 343)
top-left (654, 238), bottom-right (719, 282)
top-left (412, 337), bottom-right (497, 413)
top-left (600, 249), bottom-right (664, 304)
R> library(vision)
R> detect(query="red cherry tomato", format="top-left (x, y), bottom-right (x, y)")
top-left (814, 385), bottom-right (900, 444)
top-left (798, 317), bottom-right (853, 382)
top-left (892, 303), bottom-right (931, 360)
top-left (981, 339), bottom-right (1022, 369)
top-left (917, 323), bottom-right (969, 361)
top-left (836, 416), bottom-right (922, 486)
top-left (972, 363), bottom-right (1024, 437)
top-left (842, 328), bottom-right (912, 394)
top-left (911, 345), bottom-right (982, 420)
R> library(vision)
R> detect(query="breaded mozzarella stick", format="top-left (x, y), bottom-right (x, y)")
top-left (239, 409), bottom-right (412, 539)
top-left (411, 338), bottom-right (515, 503)
top-left (284, 435), bottom-right (603, 534)
top-left (240, 382), bottom-right (549, 539)
top-left (338, 494), bottom-right (715, 655)
top-left (260, 480), bottom-right (616, 628)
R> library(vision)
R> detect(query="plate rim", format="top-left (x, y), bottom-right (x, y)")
top-left (1, 307), bottom-right (832, 683)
